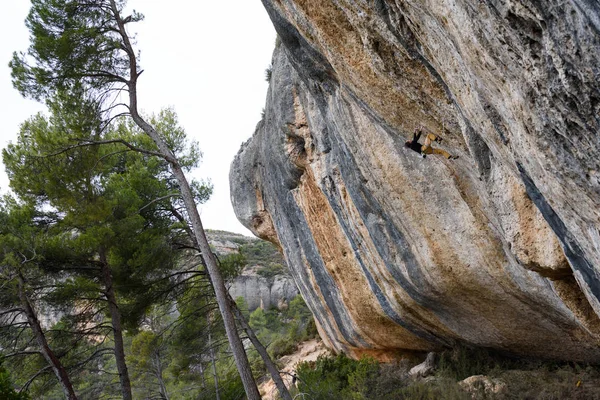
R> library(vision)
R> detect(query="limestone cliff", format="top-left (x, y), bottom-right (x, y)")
top-left (207, 230), bottom-right (299, 311)
top-left (230, 0), bottom-right (600, 362)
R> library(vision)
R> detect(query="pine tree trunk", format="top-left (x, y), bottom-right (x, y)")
top-left (199, 362), bottom-right (207, 389)
top-left (17, 274), bottom-right (78, 400)
top-left (154, 351), bottom-right (169, 400)
top-left (99, 249), bottom-right (133, 400)
top-left (110, 3), bottom-right (261, 397)
top-left (207, 313), bottom-right (221, 400)
top-left (140, 124), bottom-right (260, 399)
top-left (230, 295), bottom-right (294, 400)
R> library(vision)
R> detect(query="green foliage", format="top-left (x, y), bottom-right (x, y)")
top-left (130, 331), bottom-right (160, 371)
top-left (11, 0), bottom-right (141, 101)
top-left (219, 252), bottom-right (246, 282)
top-left (247, 295), bottom-right (317, 365)
top-left (197, 369), bottom-right (245, 400)
top-left (240, 240), bottom-right (284, 266)
top-left (0, 199), bottom-right (70, 399)
top-left (0, 364), bottom-right (30, 400)
top-left (384, 379), bottom-right (469, 400)
top-left (128, 326), bottom-right (171, 400)
top-left (497, 364), bottom-right (600, 400)
top-left (288, 295), bottom-right (314, 322)
top-left (235, 296), bottom-right (250, 319)
top-left (295, 354), bottom-right (378, 400)
top-left (239, 239), bottom-right (287, 280)
top-left (291, 354), bottom-right (472, 400)
top-left (435, 346), bottom-right (600, 399)
top-left (437, 345), bottom-right (527, 381)
top-left (249, 307), bottom-right (267, 332)
top-left (2, 106), bottom-right (209, 325)
top-left (6, 1), bottom-right (237, 398)
top-left (256, 264), bottom-right (286, 279)
top-left (1, 96), bottom-right (210, 396)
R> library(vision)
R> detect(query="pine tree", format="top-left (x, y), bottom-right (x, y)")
top-left (10, 1), bottom-right (270, 398)
top-left (0, 198), bottom-right (78, 399)
top-left (3, 105), bottom-right (208, 398)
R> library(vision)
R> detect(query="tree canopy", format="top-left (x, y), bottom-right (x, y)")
top-left (1, 103), bottom-right (213, 398)
top-left (8, 1), bottom-right (289, 399)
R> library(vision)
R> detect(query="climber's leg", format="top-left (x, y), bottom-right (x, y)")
top-left (432, 148), bottom-right (451, 158)
top-left (423, 134), bottom-right (433, 147)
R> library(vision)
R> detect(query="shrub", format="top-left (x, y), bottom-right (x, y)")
top-left (295, 354), bottom-right (378, 400)
top-left (388, 379), bottom-right (470, 400)
top-left (256, 263), bottom-right (285, 279)
top-left (287, 344), bottom-right (600, 400)
top-left (437, 344), bottom-right (526, 381)
top-left (0, 364), bottom-right (30, 400)
top-left (239, 241), bottom-right (285, 268)
top-left (218, 252), bottom-right (246, 281)
top-left (270, 336), bottom-right (298, 359)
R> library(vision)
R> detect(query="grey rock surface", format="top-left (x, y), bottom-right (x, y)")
top-left (230, 0), bottom-right (600, 361)
top-left (207, 231), bottom-right (299, 311)
top-left (228, 275), bottom-right (299, 311)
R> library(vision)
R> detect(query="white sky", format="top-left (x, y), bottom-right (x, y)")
top-left (0, 1), bottom-right (276, 236)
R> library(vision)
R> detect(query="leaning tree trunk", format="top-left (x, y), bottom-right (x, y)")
top-left (99, 249), bottom-right (133, 400)
top-left (229, 294), bottom-right (294, 400)
top-left (110, 3), bottom-right (261, 398)
top-left (207, 313), bottom-right (221, 400)
top-left (169, 196), bottom-right (292, 400)
top-left (132, 114), bottom-right (261, 400)
top-left (198, 362), bottom-right (207, 389)
top-left (17, 274), bottom-right (78, 400)
top-left (153, 350), bottom-right (169, 400)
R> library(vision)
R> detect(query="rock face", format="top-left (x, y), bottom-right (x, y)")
top-left (230, 0), bottom-right (600, 362)
top-left (207, 230), bottom-right (299, 311)
top-left (228, 274), bottom-right (299, 311)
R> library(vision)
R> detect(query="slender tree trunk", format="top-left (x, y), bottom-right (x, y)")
top-left (17, 274), bottom-right (78, 400)
top-left (199, 362), bottom-right (207, 389)
top-left (99, 249), bottom-right (133, 400)
top-left (153, 351), bottom-right (169, 400)
top-left (110, 3), bottom-right (261, 398)
top-left (229, 294), bottom-right (294, 400)
top-left (139, 128), bottom-right (260, 399)
top-left (207, 313), bottom-right (221, 400)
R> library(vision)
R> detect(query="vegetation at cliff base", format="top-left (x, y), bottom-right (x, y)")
top-left (286, 346), bottom-right (600, 400)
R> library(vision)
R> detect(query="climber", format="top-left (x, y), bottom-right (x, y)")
top-left (404, 127), bottom-right (458, 159)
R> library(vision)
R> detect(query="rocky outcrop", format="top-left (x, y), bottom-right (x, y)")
top-left (230, 0), bottom-right (600, 361)
top-left (207, 231), bottom-right (299, 311)
top-left (228, 274), bottom-right (298, 311)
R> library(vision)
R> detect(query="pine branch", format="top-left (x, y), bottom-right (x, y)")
top-left (21, 365), bottom-right (52, 393)
top-left (0, 308), bottom-right (24, 316)
top-left (139, 193), bottom-right (181, 213)
top-left (66, 347), bottom-right (114, 371)
top-left (1, 350), bottom-right (42, 359)
top-left (40, 138), bottom-right (168, 161)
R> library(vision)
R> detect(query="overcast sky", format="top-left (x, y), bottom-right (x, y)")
top-left (0, 1), bottom-right (276, 236)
